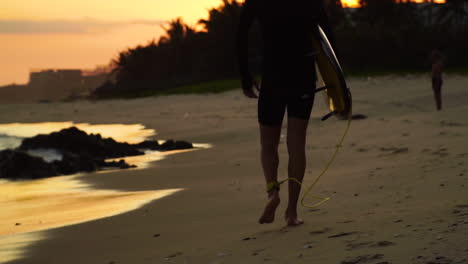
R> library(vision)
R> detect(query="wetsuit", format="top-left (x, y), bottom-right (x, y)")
top-left (237, 0), bottom-right (336, 126)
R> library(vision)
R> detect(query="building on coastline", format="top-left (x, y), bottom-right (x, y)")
top-left (0, 68), bottom-right (111, 103)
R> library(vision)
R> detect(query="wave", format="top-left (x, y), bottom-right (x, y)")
top-left (0, 133), bottom-right (23, 150)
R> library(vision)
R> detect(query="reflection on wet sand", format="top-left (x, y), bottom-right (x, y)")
top-left (0, 232), bottom-right (44, 263)
top-left (0, 122), bottom-right (210, 263)
top-left (114, 143), bottom-right (211, 170)
top-left (0, 176), bottom-right (183, 236)
top-left (0, 174), bottom-right (182, 262)
top-left (0, 122), bottom-right (155, 144)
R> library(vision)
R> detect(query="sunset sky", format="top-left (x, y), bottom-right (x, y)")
top-left (0, 0), bottom-right (444, 85)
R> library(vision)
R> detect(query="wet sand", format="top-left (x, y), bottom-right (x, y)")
top-left (0, 123), bottom-right (194, 262)
top-left (0, 74), bottom-right (467, 263)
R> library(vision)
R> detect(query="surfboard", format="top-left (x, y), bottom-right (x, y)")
top-left (312, 25), bottom-right (352, 121)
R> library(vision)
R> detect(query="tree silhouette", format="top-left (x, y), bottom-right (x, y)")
top-left (159, 17), bottom-right (196, 45)
top-left (92, 0), bottom-right (468, 98)
top-left (355, 0), bottom-right (399, 28)
top-left (435, 0), bottom-right (468, 32)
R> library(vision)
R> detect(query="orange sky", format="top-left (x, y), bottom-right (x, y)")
top-left (0, 0), bottom-right (445, 85)
top-left (342, 0), bottom-right (445, 7)
top-left (0, 0), bottom-right (220, 85)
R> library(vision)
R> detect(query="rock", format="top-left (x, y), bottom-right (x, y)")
top-left (0, 149), bottom-right (58, 179)
top-left (158, 140), bottom-right (193, 151)
top-left (0, 148), bottom-right (137, 180)
top-left (133, 140), bottom-right (160, 150)
top-left (19, 127), bottom-right (143, 159)
top-left (53, 152), bottom-right (98, 174)
top-left (132, 139), bottom-right (193, 151)
top-left (2, 127), bottom-right (193, 180)
top-left (99, 159), bottom-right (136, 170)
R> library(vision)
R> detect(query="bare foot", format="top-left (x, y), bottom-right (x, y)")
top-left (285, 210), bottom-right (304, 226)
top-left (258, 192), bottom-right (280, 224)
top-left (285, 216), bottom-right (304, 226)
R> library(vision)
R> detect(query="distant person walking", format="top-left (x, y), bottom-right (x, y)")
top-left (431, 50), bottom-right (445, 111)
top-left (236, 0), bottom-right (338, 226)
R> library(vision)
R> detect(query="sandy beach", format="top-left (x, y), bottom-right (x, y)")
top-left (0, 74), bottom-right (467, 263)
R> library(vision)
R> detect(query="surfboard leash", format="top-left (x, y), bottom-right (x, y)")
top-left (274, 103), bottom-right (353, 209)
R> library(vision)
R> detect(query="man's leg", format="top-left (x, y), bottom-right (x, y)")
top-left (436, 80), bottom-right (443, 110)
top-left (433, 78), bottom-right (442, 111)
top-left (258, 124), bottom-right (282, 224)
top-left (285, 117), bottom-right (309, 226)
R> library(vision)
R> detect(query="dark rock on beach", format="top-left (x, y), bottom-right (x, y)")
top-left (158, 140), bottom-right (193, 151)
top-left (133, 140), bottom-right (160, 150)
top-left (53, 152), bottom-right (99, 174)
top-left (0, 149), bottom-right (58, 179)
top-left (19, 127), bottom-right (144, 159)
top-left (1, 127), bottom-right (193, 180)
top-left (0, 149), bottom-right (136, 180)
top-left (132, 139), bottom-right (193, 151)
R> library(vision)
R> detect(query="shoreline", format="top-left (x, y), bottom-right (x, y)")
top-left (0, 122), bottom-right (209, 263)
top-left (0, 75), bottom-right (467, 263)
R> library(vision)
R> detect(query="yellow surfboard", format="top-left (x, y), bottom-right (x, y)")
top-left (313, 25), bottom-right (352, 120)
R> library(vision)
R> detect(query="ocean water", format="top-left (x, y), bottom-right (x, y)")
top-left (0, 133), bottom-right (22, 150)
top-left (0, 122), bottom-right (161, 165)
top-left (0, 133), bottom-right (63, 162)
top-left (0, 122), bottom-right (186, 263)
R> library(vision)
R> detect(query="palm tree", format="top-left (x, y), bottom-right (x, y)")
top-left (198, 0), bottom-right (244, 76)
top-left (435, 0), bottom-right (468, 32)
top-left (325, 0), bottom-right (348, 28)
top-left (198, 0), bottom-right (242, 34)
top-left (159, 17), bottom-right (196, 45)
top-left (355, 0), bottom-right (399, 28)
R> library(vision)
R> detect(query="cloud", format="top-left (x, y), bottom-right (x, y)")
top-left (0, 18), bottom-right (165, 34)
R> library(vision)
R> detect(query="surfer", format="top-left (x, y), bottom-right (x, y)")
top-left (237, 0), bottom-right (338, 226)
top-left (431, 49), bottom-right (445, 111)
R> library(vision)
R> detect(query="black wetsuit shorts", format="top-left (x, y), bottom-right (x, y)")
top-left (258, 57), bottom-right (317, 126)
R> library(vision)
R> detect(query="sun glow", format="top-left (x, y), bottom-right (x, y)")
top-left (341, 0), bottom-right (446, 7)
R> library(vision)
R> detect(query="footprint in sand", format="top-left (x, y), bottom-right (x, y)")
top-left (328, 231), bottom-right (359, 238)
top-left (431, 148), bottom-right (450, 158)
top-left (337, 220), bottom-right (356, 224)
top-left (379, 147), bottom-right (409, 155)
top-left (423, 256), bottom-right (455, 264)
top-left (309, 227), bottom-right (332, 235)
top-left (346, 240), bottom-right (396, 251)
top-left (371, 241), bottom-right (395, 248)
top-left (440, 121), bottom-right (465, 127)
top-left (340, 254), bottom-right (385, 264)
top-left (345, 241), bottom-right (373, 251)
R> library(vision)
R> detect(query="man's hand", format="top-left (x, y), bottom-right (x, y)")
top-left (242, 77), bottom-right (260, 99)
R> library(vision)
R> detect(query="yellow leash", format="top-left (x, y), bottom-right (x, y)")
top-left (272, 107), bottom-right (352, 208)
